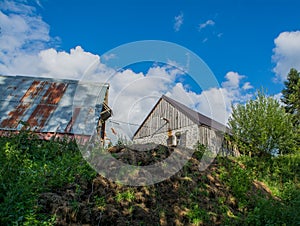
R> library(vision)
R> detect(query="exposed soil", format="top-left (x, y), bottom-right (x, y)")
top-left (38, 144), bottom-right (276, 225)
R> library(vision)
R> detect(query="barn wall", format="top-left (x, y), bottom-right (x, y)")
top-left (133, 97), bottom-right (228, 152)
top-left (198, 126), bottom-right (224, 154)
top-left (134, 99), bottom-right (194, 139)
top-left (133, 124), bottom-right (199, 149)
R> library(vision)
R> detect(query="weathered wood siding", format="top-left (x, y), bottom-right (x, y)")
top-left (134, 98), bottom-right (194, 139)
top-left (198, 126), bottom-right (224, 153)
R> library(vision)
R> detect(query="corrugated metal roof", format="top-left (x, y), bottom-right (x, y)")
top-left (0, 75), bottom-right (109, 135)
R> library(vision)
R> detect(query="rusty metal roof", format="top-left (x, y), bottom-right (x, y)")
top-left (0, 75), bottom-right (109, 135)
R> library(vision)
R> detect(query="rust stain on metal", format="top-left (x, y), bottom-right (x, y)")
top-left (27, 104), bottom-right (57, 131)
top-left (65, 107), bottom-right (81, 133)
top-left (0, 103), bottom-right (30, 128)
top-left (41, 82), bottom-right (68, 104)
top-left (0, 75), bottom-right (110, 143)
top-left (26, 82), bottom-right (68, 130)
top-left (1, 82), bottom-right (36, 128)
top-left (1, 81), bottom-right (68, 131)
top-left (20, 80), bottom-right (47, 102)
top-left (0, 81), bottom-right (47, 128)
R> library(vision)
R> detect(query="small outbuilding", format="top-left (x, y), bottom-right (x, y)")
top-left (133, 95), bottom-right (230, 152)
top-left (0, 75), bottom-right (112, 144)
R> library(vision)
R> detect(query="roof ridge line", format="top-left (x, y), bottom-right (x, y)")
top-left (162, 95), bottom-right (226, 131)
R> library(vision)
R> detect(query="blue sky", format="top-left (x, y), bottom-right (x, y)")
top-left (39, 0), bottom-right (300, 89)
top-left (1, 0), bottom-right (300, 139)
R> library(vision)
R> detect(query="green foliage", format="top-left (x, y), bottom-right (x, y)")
top-left (237, 154), bottom-right (300, 186)
top-left (94, 195), bottom-right (107, 210)
top-left (186, 204), bottom-right (209, 225)
top-left (228, 91), bottom-right (297, 156)
top-left (245, 184), bottom-right (300, 226)
top-left (115, 189), bottom-right (136, 203)
top-left (281, 68), bottom-right (300, 147)
top-left (281, 68), bottom-right (300, 125)
top-left (235, 154), bottom-right (300, 225)
top-left (218, 157), bottom-right (253, 208)
top-left (193, 142), bottom-right (207, 160)
top-left (0, 131), bottom-right (96, 225)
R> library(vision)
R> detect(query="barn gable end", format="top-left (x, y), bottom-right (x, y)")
top-left (133, 95), bottom-right (227, 150)
top-left (133, 97), bottom-right (194, 139)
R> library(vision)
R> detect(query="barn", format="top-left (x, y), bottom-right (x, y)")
top-left (133, 95), bottom-right (229, 152)
top-left (0, 75), bottom-right (112, 144)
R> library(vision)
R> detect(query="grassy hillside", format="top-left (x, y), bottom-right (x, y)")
top-left (0, 131), bottom-right (299, 225)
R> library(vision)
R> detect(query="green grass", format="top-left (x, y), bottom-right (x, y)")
top-left (115, 189), bottom-right (136, 203)
top-left (186, 204), bottom-right (209, 225)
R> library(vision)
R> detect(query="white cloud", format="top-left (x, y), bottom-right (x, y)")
top-left (0, 1), bottom-right (51, 54)
top-left (0, 0), bottom-right (57, 76)
top-left (37, 47), bottom-right (103, 79)
top-left (242, 82), bottom-right (253, 90)
top-left (35, 0), bottom-right (43, 8)
top-left (222, 71), bottom-right (244, 89)
top-left (106, 66), bottom-right (180, 138)
top-left (174, 12), bottom-right (184, 32)
top-left (102, 53), bottom-right (116, 61)
top-left (0, 45), bottom-right (106, 80)
top-left (202, 38), bottom-right (208, 43)
top-left (199, 19), bottom-right (215, 30)
top-left (221, 71), bottom-right (253, 103)
top-left (272, 31), bottom-right (300, 81)
top-left (0, 0), bottom-right (34, 15)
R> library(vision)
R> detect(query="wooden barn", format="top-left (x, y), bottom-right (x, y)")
top-left (0, 75), bottom-right (112, 144)
top-left (133, 95), bottom-right (230, 152)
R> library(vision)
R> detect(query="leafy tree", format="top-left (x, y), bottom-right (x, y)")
top-left (281, 68), bottom-right (300, 125)
top-left (228, 91), bottom-right (296, 156)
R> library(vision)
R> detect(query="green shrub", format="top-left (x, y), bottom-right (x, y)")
top-left (0, 131), bottom-right (96, 225)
